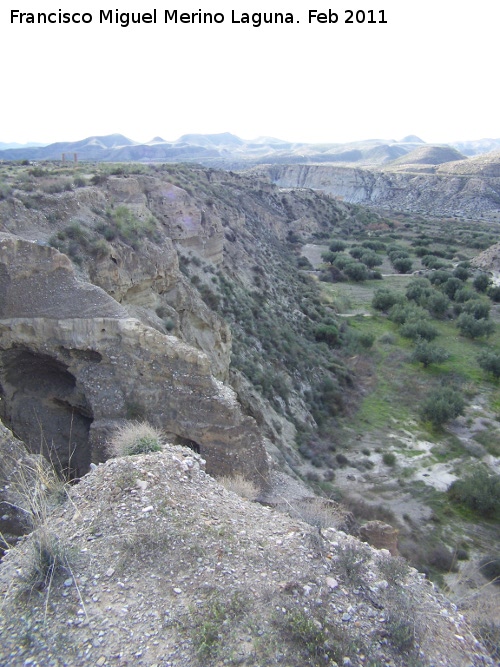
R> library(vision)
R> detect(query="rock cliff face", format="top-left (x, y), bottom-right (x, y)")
top-left (265, 161), bottom-right (500, 219)
top-left (471, 242), bottom-right (500, 277)
top-left (0, 165), bottom-right (354, 487)
top-left (0, 234), bottom-right (269, 486)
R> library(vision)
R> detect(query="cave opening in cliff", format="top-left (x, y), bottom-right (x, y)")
top-left (0, 348), bottom-right (94, 479)
top-left (174, 434), bottom-right (201, 455)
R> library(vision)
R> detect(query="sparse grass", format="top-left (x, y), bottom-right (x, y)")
top-left (21, 527), bottom-right (71, 595)
top-left (189, 589), bottom-right (250, 663)
top-left (271, 597), bottom-right (357, 666)
top-left (107, 421), bottom-right (164, 457)
top-left (377, 554), bottom-right (411, 585)
top-left (334, 542), bottom-right (371, 586)
top-left (385, 599), bottom-right (416, 653)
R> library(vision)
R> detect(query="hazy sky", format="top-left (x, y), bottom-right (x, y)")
top-left (2, 1), bottom-right (499, 145)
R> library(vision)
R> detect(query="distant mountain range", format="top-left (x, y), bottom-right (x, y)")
top-left (0, 141), bottom-right (46, 150)
top-left (1, 132), bottom-right (500, 168)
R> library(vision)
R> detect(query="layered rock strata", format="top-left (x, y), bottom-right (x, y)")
top-left (0, 234), bottom-right (269, 486)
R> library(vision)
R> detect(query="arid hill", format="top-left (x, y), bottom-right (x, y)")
top-left (0, 434), bottom-right (492, 667)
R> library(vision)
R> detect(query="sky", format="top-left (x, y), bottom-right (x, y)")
top-left (1, 1), bottom-right (499, 146)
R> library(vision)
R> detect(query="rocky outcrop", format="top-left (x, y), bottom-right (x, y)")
top-left (470, 242), bottom-right (500, 282)
top-left (265, 163), bottom-right (500, 219)
top-left (0, 234), bottom-right (269, 486)
top-left (0, 177), bottom-right (231, 381)
top-left (106, 176), bottom-right (225, 264)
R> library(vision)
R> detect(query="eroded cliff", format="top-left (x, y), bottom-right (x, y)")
top-left (0, 164), bottom-right (353, 486)
top-left (265, 160), bottom-right (500, 219)
top-left (0, 234), bottom-right (268, 485)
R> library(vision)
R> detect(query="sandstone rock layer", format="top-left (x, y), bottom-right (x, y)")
top-left (0, 234), bottom-right (269, 486)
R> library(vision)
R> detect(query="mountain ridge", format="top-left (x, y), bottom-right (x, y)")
top-left (2, 132), bottom-right (500, 165)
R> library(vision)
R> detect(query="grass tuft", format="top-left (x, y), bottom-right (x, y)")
top-left (107, 421), bottom-right (164, 457)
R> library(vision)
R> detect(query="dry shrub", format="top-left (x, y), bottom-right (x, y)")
top-left (343, 495), bottom-right (398, 526)
top-left (107, 421), bottom-right (164, 457)
top-left (474, 621), bottom-right (500, 661)
top-left (276, 497), bottom-right (345, 532)
top-left (218, 474), bottom-right (259, 501)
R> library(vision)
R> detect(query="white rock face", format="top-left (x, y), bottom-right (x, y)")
top-left (266, 164), bottom-right (500, 218)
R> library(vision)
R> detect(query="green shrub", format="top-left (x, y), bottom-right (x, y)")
top-left (372, 288), bottom-right (403, 312)
top-left (487, 285), bottom-right (500, 302)
top-left (349, 246), bottom-right (364, 259)
top-left (420, 386), bottom-right (465, 426)
top-left (453, 287), bottom-right (479, 304)
top-left (385, 604), bottom-right (416, 653)
top-left (362, 239), bottom-right (386, 251)
top-left (344, 261), bottom-right (369, 282)
top-left (477, 349), bottom-right (500, 379)
top-left (478, 556), bottom-right (500, 584)
top-left (321, 251), bottom-right (337, 264)
top-left (383, 452), bottom-right (396, 466)
top-left (400, 319), bottom-right (439, 341)
top-left (335, 543), bottom-right (370, 586)
top-left (191, 589), bottom-right (249, 662)
top-left (0, 183), bottom-right (12, 200)
top-left (473, 273), bottom-right (491, 293)
top-left (463, 298), bottom-right (490, 320)
top-left (332, 253), bottom-right (351, 269)
top-left (406, 278), bottom-right (433, 305)
top-left (329, 239), bottom-right (347, 252)
top-left (456, 313), bottom-right (494, 339)
top-left (354, 331), bottom-right (375, 350)
top-left (453, 266), bottom-right (470, 281)
top-left (388, 303), bottom-right (427, 325)
top-left (73, 175), bottom-right (87, 188)
top-left (448, 466), bottom-right (500, 517)
top-left (360, 251), bottom-right (382, 268)
top-left (97, 206), bottom-right (159, 248)
top-left (413, 245), bottom-right (431, 257)
top-left (392, 257), bottom-right (413, 274)
top-left (421, 254), bottom-right (448, 269)
top-left (314, 324), bottom-right (340, 346)
top-left (426, 292), bottom-right (450, 318)
top-left (442, 277), bottom-right (463, 299)
top-left (411, 340), bottom-right (449, 368)
top-left (428, 270), bottom-right (453, 286)
top-left (297, 256), bottom-right (313, 269)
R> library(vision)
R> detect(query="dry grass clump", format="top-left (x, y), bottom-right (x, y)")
top-left (4, 454), bottom-right (80, 609)
top-left (7, 453), bottom-right (66, 531)
top-left (107, 421), bottom-right (164, 457)
top-left (286, 498), bottom-right (341, 531)
top-left (218, 474), bottom-right (259, 500)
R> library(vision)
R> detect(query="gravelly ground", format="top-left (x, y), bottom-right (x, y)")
top-left (0, 446), bottom-right (493, 667)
